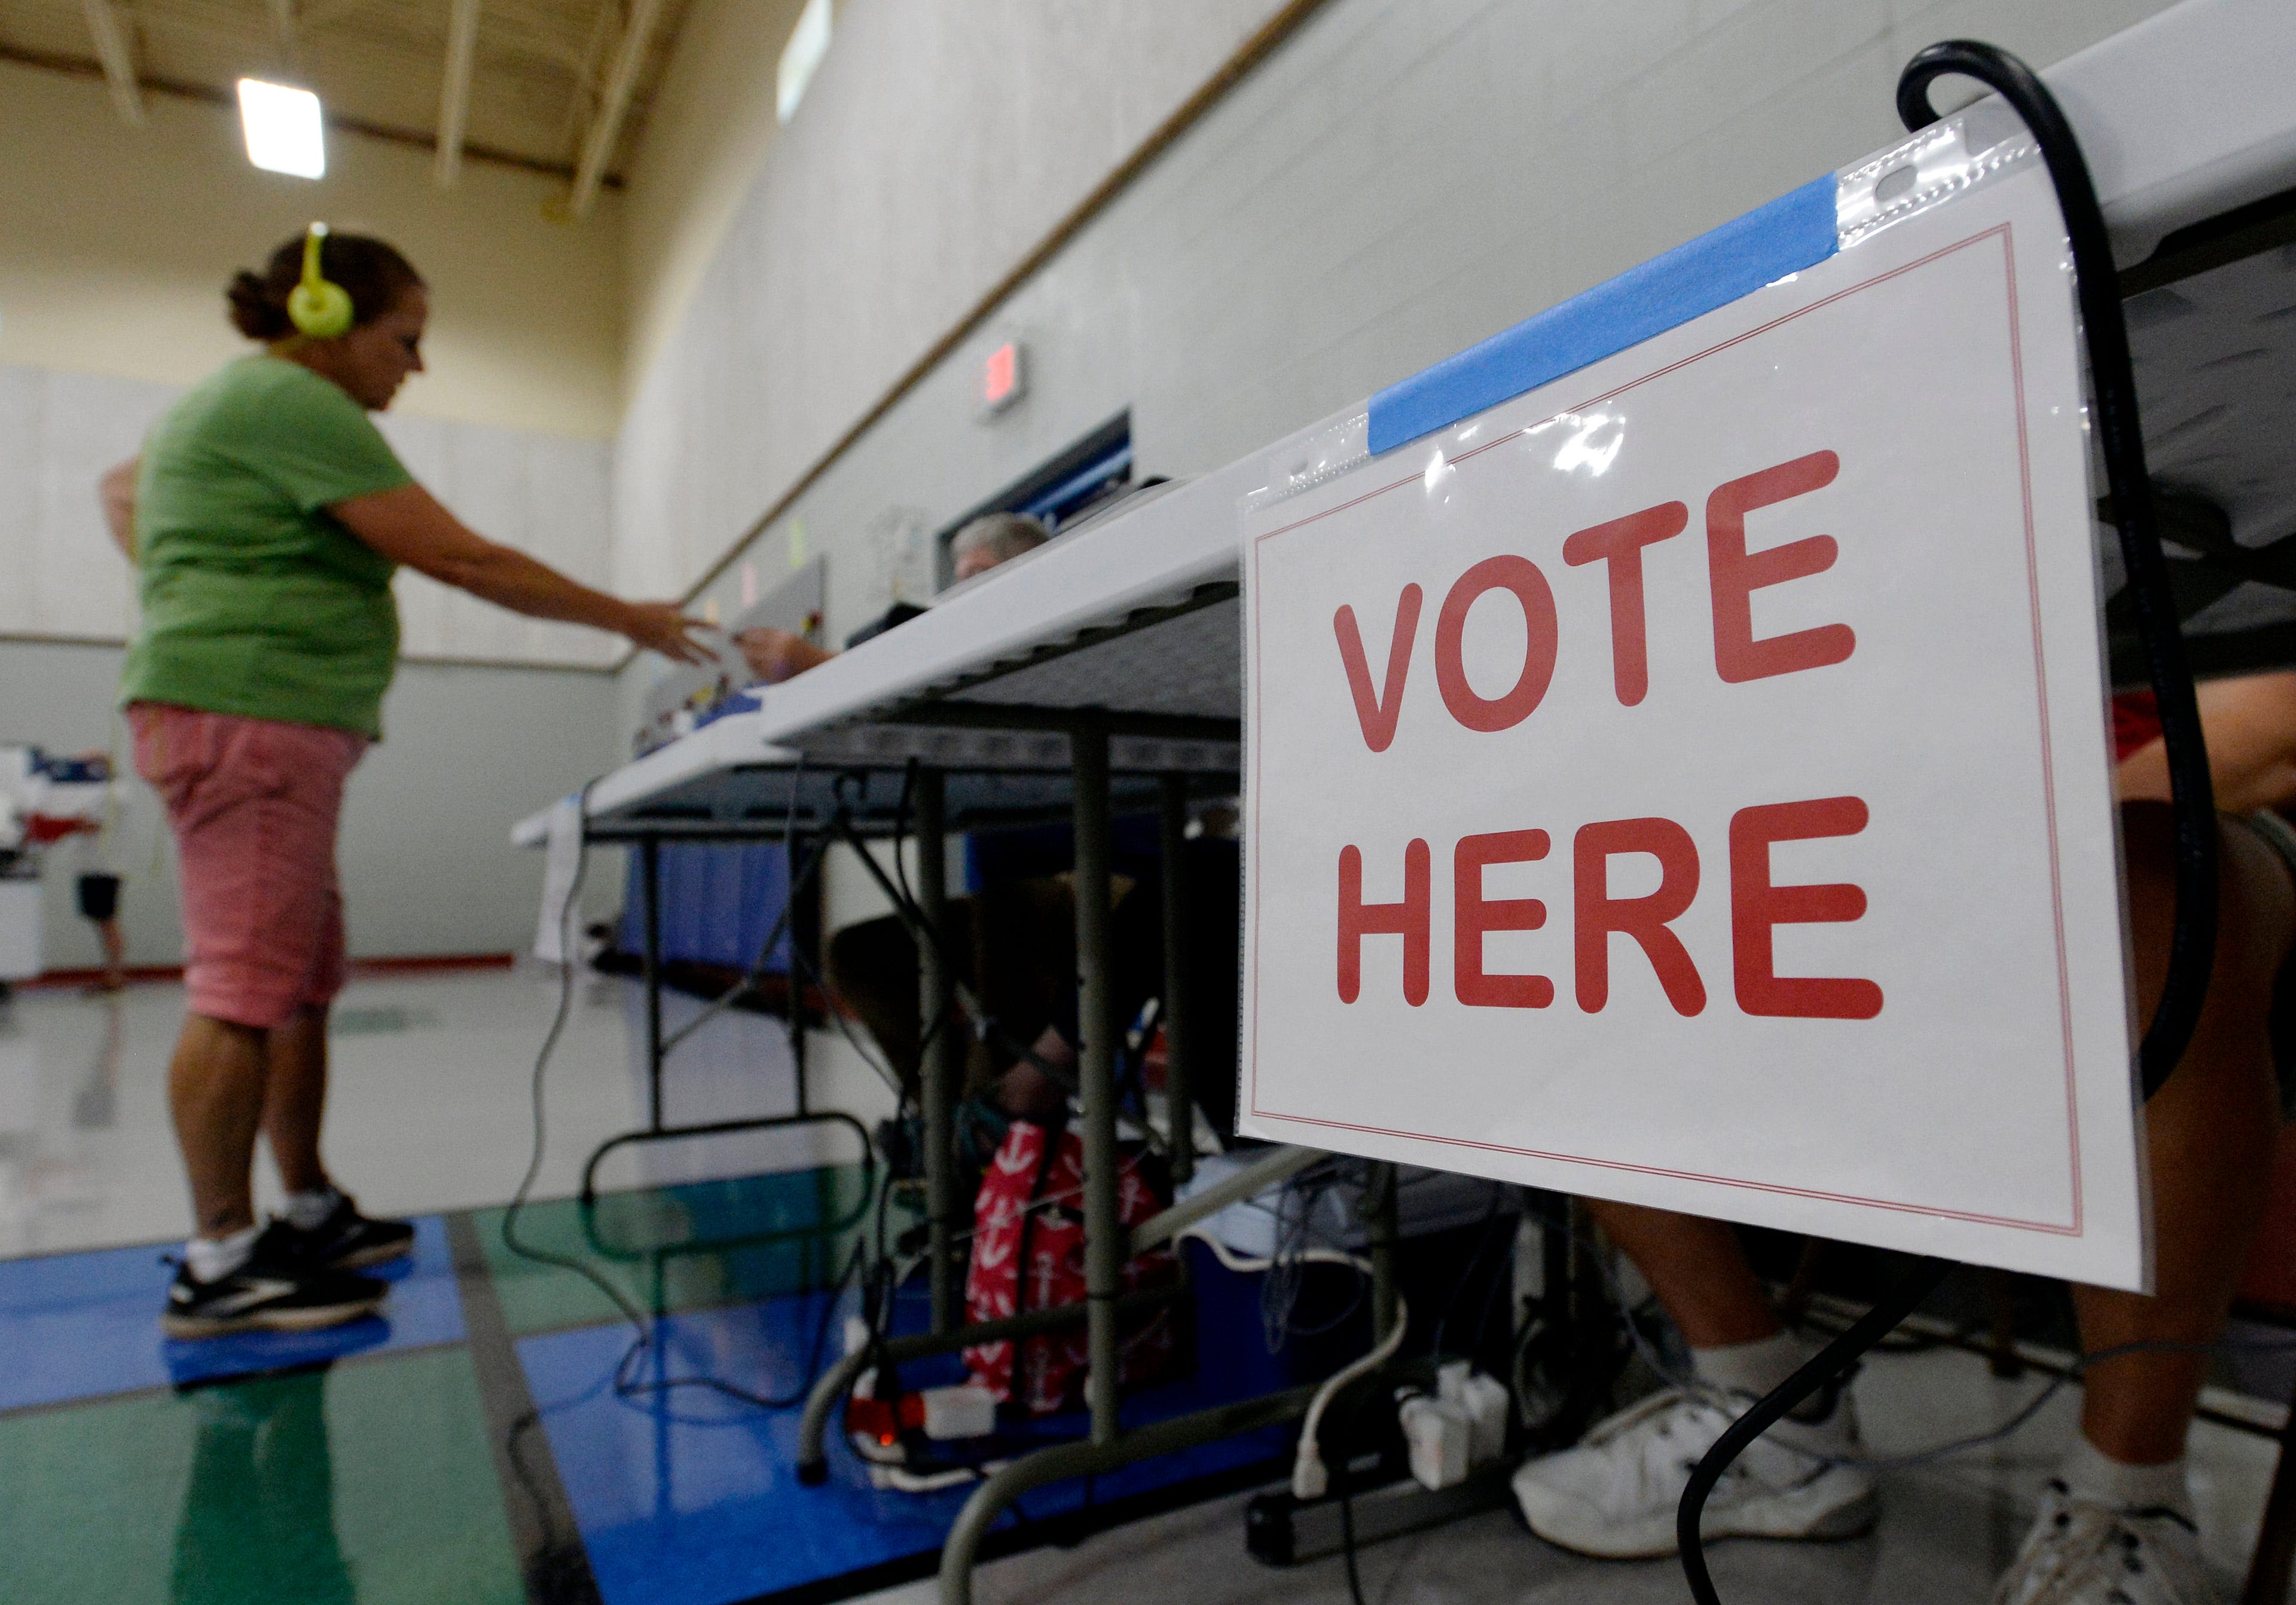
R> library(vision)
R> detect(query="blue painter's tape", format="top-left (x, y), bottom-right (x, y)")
top-left (1367, 173), bottom-right (1840, 456)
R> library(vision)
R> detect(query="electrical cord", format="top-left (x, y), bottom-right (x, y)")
top-left (1292, 1289), bottom-right (1411, 1500)
top-left (830, 784), bottom-right (1371, 1466)
top-left (657, 833), bottom-right (833, 1055)
top-left (825, 805), bottom-right (1080, 1096)
top-left (1596, 1251), bottom-right (2050, 1474)
top-left (1895, 44), bottom-right (2216, 1095)
top-left (499, 778), bottom-right (875, 1427)
top-left (785, 932), bottom-right (908, 1099)
top-left (1425, 1182), bottom-right (1511, 1361)
top-left (1336, 1487), bottom-right (1369, 1605)
top-left (1173, 1192), bottom-right (1407, 1601)
top-left (1256, 1159), bottom-right (1372, 1349)
top-left (1177, 1227), bottom-right (1370, 1280)
top-left (1176, 1157), bottom-right (1405, 1506)
top-left (893, 758), bottom-right (923, 921)
top-left (1464, 1216), bottom-right (1521, 1362)
top-left (1332, 1359), bottom-right (1393, 1605)
top-left (871, 756), bottom-right (970, 1087)
top-left (1186, 1157), bottom-right (1415, 1354)
top-left (1676, 45), bottom-right (2218, 1605)
top-left (1168, 1213), bottom-right (1393, 1512)
top-left (1272, 1169), bottom-right (1370, 1343)
top-left (773, 764), bottom-right (911, 1102)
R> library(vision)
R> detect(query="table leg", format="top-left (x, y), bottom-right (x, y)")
top-left (1158, 775), bottom-right (1193, 1186)
top-left (1369, 1160), bottom-right (1400, 1344)
top-left (791, 827), bottom-right (816, 1118)
top-left (642, 836), bottom-right (664, 1133)
top-left (916, 769), bottom-right (961, 1334)
top-left (1073, 723), bottom-right (1120, 1445)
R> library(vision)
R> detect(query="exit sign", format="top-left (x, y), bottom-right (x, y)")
top-left (982, 340), bottom-right (1027, 414)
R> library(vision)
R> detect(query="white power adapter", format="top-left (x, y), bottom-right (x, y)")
top-left (1437, 1362), bottom-right (1510, 1466)
top-left (920, 1384), bottom-right (998, 1441)
top-left (1399, 1394), bottom-right (1471, 1491)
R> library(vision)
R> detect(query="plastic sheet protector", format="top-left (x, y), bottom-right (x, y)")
top-left (1239, 111), bottom-right (2150, 1288)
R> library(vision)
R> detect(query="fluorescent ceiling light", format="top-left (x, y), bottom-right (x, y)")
top-left (237, 78), bottom-right (326, 179)
top-left (776, 0), bottom-right (832, 123)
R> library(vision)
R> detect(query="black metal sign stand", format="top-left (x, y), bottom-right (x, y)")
top-left (1675, 39), bottom-right (2217, 1605)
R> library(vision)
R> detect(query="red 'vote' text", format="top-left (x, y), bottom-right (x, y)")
top-left (1331, 450), bottom-right (1848, 746)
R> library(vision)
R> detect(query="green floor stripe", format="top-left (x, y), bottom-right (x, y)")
top-left (472, 1165), bottom-right (903, 1337)
top-left (0, 1347), bottom-right (524, 1605)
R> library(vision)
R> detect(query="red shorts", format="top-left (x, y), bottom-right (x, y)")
top-left (129, 704), bottom-right (367, 1029)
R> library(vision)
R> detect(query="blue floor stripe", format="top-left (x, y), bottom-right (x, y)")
top-left (519, 1245), bottom-right (1294, 1605)
top-left (0, 1216), bottom-right (465, 1411)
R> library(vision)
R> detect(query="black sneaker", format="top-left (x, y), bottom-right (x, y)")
top-left (161, 1251), bottom-right (387, 1340)
top-left (275, 1193), bottom-right (416, 1271)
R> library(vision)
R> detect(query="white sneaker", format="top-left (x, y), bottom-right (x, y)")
top-left (1991, 1480), bottom-right (2216, 1604)
top-left (1510, 1386), bottom-right (1877, 1560)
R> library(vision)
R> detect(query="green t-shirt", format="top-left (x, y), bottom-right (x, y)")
top-left (120, 354), bottom-right (413, 739)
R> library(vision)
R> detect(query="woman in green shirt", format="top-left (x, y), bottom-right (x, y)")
top-left (105, 228), bottom-right (706, 1337)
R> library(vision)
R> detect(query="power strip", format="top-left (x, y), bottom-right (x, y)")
top-left (1244, 1462), bottom-right (1514, 1568)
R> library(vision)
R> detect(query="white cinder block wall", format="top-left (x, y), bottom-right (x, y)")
top-left (610, 0), bottom-right (1303, 609)
top-left (372, 413), bottom-right (617, 669)
top-left (610, 0), bottom-right (2185, 1124)
top-left (621, 0), bottom-right (2184, 642)
top-left (0, 363), bottom-right (615, 665)
top-left (0, 367), bottom-right (175, 641)
top-left (0, 364), bottom-right (621, 967)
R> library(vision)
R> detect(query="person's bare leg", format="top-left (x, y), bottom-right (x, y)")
top-left (2072, 804), bottom-right (2290, 1465)
top-left (170, 1013), bottom-right (270, 1239)
top-left (262, 1005), bottom-right (332, 1198)
top-left (1582, 1198), bottom-right (1782, 1349)
top-left (1515, 1154), bottom-right (1868, 1557)
top-left (93, 917), bottom-right (126, 990)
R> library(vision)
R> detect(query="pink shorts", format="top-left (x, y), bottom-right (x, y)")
top-left (129, 704), bottom-right (367, 1029)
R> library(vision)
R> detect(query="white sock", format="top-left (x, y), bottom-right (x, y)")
top-left (185, 1225), bottom-right (259, 1284)
top-left (1693, 1330), bottom-right (1815, 1399)
top-left (283, 1185), bottom-right (342, 1231)
top-left (1693, 1331), bottom-right (1855, 1454)
top-left (2059, 1433), bottom-right (2194, 1520)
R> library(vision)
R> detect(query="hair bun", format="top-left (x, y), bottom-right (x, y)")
top-left (226, 268), bottom-right (293, 340)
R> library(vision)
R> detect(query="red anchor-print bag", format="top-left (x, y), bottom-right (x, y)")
top-left (962, 1120), bottom-right (1181, 1415)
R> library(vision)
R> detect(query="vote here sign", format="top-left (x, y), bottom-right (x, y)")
top-left (1239, 160), bottom-right (2146, 1289)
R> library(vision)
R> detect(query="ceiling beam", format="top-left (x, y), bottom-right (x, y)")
top-left (556, 0), bottom-right (618, 158)
top-left (434, 0), bottom-right (481, 187)
top-left (568, 0), bottom-right (663, 218)
top-left (80, 0), bottom-right (143, 123)
top-left (0, 39), bottom-right (622, 186)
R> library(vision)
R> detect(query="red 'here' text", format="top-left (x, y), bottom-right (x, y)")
top-left (1337, 797), bottom-right (1883, 1022)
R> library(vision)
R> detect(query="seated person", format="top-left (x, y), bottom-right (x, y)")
top-left (832, 870), bottom-right (1159, 1146)
top-left (828, 828), bottom-right (1242, 1173)
top-left (1510, 669), bottom-right (2296, 1605)
top-left (734, 511), bottom-right (1048, 684)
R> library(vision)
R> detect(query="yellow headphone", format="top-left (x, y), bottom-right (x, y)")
top-left (286, 222), bottom-right (354, 340)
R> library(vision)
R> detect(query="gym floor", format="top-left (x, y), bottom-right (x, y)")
top-left (0, 973), bottom-right (2285, 1605)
